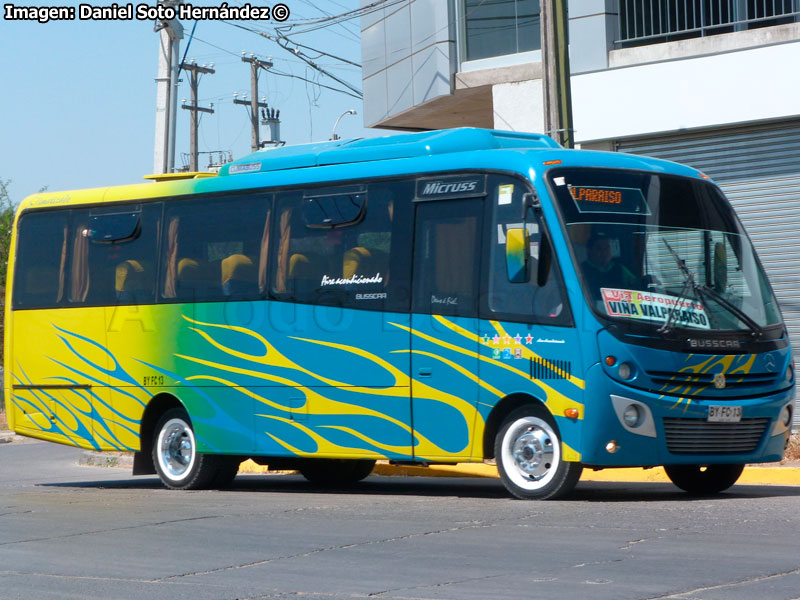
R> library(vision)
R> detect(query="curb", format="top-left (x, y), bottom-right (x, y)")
top-left (72, 453), bottom-right (800, 486)
top-left (79, 452), bottom-right (134, 469)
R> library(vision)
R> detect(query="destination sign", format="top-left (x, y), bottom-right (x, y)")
top-left (569, 185), bottom-right (650, 215)
top-left (601, 288), bottom-right (710, 330)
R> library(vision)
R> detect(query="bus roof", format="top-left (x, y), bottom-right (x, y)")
top-left (218, 128), bottom-right (562, 175)
top-left (17, 128), bottom-right (706, 214)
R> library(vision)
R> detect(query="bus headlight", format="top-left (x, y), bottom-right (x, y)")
top-left (781, 404), bottom-right (792, 427)
top-left (772, 403), bottom-right (793, 437)
top-left (786, 364), bottom-right (794, 384)
top-left (610, 396), bottom-right (656, 438)
top-left (618, 362), bottom-right (633, 380)
top-left (623, 404), bottom-right (641, 427)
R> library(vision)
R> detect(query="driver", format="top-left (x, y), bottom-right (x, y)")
top-left (581, 233), bottom-right (637, 292)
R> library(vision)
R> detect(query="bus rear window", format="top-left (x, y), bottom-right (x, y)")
top-left (12, 211), bottom-right (69, 309)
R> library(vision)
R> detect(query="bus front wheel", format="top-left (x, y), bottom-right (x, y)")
top-left (298, 459), bottom-right (376, 486)
top-left (495, 405), bottom-right (582, 500)
top-left (152, 408), bottom-right (220, 490)
top-left (664, 464), bottom-right (744, 495)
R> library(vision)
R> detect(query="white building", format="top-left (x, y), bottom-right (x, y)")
top-left (361, 0), bottom-right (800, 424)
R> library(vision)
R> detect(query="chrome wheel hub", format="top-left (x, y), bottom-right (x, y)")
top-left (500, 415), bottom-right (561, 491)
top-left (158, 419), bottom-right (195, 480)
top-left (512, 427), bottom-right (554, 480)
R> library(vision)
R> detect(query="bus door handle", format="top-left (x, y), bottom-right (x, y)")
top-left (417, 367), bottom-right (433, 378)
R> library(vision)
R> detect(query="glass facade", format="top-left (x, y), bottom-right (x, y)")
top-left (464, 0), bottom-right (541, 61)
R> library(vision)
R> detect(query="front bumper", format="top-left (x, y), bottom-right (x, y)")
top-left (579, 363), bottom-right (794, 467)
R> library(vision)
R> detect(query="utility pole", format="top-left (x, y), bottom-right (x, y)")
top-left (541, 0), bottom-right (574, 148)
top-left (153, 0), bottom-right (183, 174)
top-left (234, 53), bottom-right (273, 152)
top-left (181, 60), bottom-right (215, 172)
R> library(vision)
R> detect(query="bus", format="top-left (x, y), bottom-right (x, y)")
top-left (4, 128), bottom-right (794, 499)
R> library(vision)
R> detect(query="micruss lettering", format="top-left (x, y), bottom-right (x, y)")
top-left (422, 181), bottom-right (479, 195)
top-left (4, 4), bottom-right (75, 23)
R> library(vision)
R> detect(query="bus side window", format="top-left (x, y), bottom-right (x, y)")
top-left (12, 211), bottom-right (70, 310)
top-left (483, 176), bottom-right (572, 326)
top-left (161, 194), bottom-right (271, 302)
top-left (271, 181), bottom-right (412, 312)
top-left (69, 204), bottom-right (161, 306)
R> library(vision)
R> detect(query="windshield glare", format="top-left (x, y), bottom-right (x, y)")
top-left (549, 168), bottom-right (782, 334)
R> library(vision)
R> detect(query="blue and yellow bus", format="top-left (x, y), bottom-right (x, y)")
top-left (4, 128), bottom-right (794, 499)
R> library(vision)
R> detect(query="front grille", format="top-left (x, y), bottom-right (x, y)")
top-left (648, 370), bottom-right (777, 391)
top-left (663, 417), bottom-right (769, 454)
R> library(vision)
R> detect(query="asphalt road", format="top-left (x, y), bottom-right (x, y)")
top-left (1, 440), bottom-right (800, 600)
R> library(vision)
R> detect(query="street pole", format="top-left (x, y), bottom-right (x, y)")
top-left (152, 0), bottom-right (183, 174)
top-left (181, 61), bottom-right (215, 172)
top-left (235, 54), bottom-right (273, 152)
top-left (541, 0), bottom-right (574, 148)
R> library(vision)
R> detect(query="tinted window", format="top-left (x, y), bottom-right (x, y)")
top-left (69, 204), bottom-right (161, 306)
top-left (303, 187), bottom-right (365, 227)
top-left (161, 194), bottom-right (271, 302)
top-left (483, 176), bottom-right (571, 325)
top-left (12, 211), bottom-right (70, 309)
top-left (412, 199), bottom-right (482, 318)
top-left (273, 181), bottom-right (412, 312)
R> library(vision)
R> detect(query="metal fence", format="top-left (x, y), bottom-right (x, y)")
top-left (617, 0), bottom-right (800, 45)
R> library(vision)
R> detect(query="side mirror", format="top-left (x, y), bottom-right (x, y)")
top-left (506, 228), bottom-right (530, 283)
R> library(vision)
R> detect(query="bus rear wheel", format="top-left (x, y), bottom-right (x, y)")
top-left (152, 408), bottom-right (220, 490)
top-left (495, 404), bottom-right (582, 500)
top-left (298, 459), bottom-right (376, 486)
top-left (664, 464), bottom-right (744, 495)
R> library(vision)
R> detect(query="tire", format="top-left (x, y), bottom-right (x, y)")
top-left (664, 464), bottom-right (744, 495)
top-left (152, 408), bottom-right (219, 490)
top-left (212, 456), bottom-right (242, 489)
top-left (298, 459), bottom-right (376, 486)
top-left (495, 404), bottom-right (582, 500)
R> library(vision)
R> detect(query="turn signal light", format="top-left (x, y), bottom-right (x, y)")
top-left (605, 356), bottom-right (617, 366)
top-left (564, 408), bottom-right (580, 419)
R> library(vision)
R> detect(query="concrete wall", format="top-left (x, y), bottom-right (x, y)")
top-left (361, 0), bottom-right (800, 140)
top-left (573, 39), bottom-right (800, 142)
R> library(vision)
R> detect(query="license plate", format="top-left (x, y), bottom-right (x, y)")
top-left (708, 405), bottom-right (742, 423)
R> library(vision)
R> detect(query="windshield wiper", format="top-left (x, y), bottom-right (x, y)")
top-left (659, 239), bottom-right (762, 338)
top-left (697, 283), bottom-right (764, 338)
top-left (658, 239), bottom-right (717, 335)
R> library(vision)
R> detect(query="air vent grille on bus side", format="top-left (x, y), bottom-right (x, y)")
top-left (530, 358), bottom-right (571, 380)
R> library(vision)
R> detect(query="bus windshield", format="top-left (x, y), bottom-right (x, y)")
top-left (548, 168), bottom-right (783, 335)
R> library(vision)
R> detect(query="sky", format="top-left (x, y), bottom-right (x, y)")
top-left (0, 0), bottom-right (377, 202)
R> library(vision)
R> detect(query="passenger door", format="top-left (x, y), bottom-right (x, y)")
top-left (410, 197), bottom-right (483, 462)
